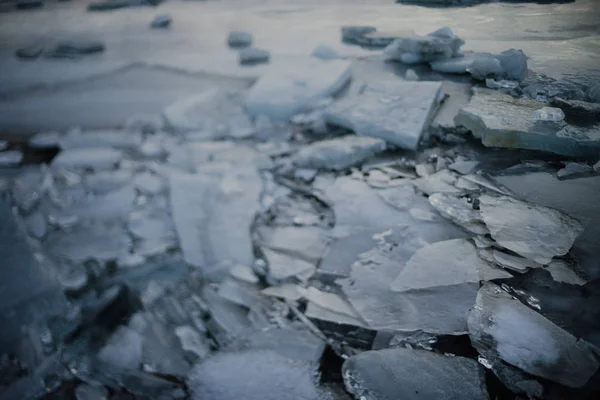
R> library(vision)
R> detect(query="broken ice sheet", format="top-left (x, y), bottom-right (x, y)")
top-left (468, 282), bottom-right (600, 388)
top-left (291, 136), bottom-right (386, 171)
top-left (44, 223), bottom-right (131, 264)
top-left (128, 213), bottom-right (177, 257)
top-left (187, 350), bottom-right (331, 400)
top-left (343, 348), bottom-right (487, 400)
top-left (55, 184), bottom-right (135, 222)
top-left (59, 128), bottom-right (142, 150)
top-left (233, 321), bottom-right (325, 364)
top-left (262, 247), bottom-right (316, 283)
top-left (412, 169), bottom-right (461, 195)
top-left (383, 27), bottom-right (464, 64)
top-left (98, 326), bottom-right (143, 370)
top-left (479, 195), bottom-right (584, 264)
top-left (455, 88), bottom-right (600, 157)
top-left (492, 172), bottom-right (600, 278)
top-left (51, 147), bottom-right (123, 171)
top-left (318, 176), bottom-right (414, 230)
top-left (257, 225), bottom-right (329, 264)
top-left (340, 225), bottom-right (471, 334)
top-left (169, 166), bottom-right (261, 280)
top-left (428, 192), bottom-right (488, 234)
top-left (202, 286), bottom-right (252, 346)
top-left (544, 258), bottom-right (589, 285)
top-left (164, 89), bottom-right (254, 138)
top-left (325, 81), bottom-right (443, 150)
top-left (245, 58), bottom-right (352, 121)
top-left (84, 169), bottom-right (133, 195)
top-left (390, 239), bottom-right (511, 292)
top-left (301, 286), bottom-right (366, 327)
top-left (491, 249), bottom-right (544, 273)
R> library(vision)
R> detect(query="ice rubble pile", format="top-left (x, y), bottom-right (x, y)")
top-left (2, 28), bottom-right (600, 400)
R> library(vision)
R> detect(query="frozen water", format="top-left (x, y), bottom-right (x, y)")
top-left (239, 48), bottom-right (270, 65)
top-left (320, 176), bottom-right (413, 229)
top-left (491, 249), bottom-right (544, 273)
top-left (376, 185), bottom-right (416, 211)
top-left (258, 225), bottom-right (329, 263)
top-left (340, 225), bottom-right (472, 334)
top-left (325, 81), bottom-right (443, 150)
top-left (405, 69), bottom-right (419, 81)
top-left (51, 147), bottom-right (123, 171)
top-left (169, 167), bottom-right (261, 280)
top-left (492, 172), bottom-right (600, 278)
top-left (24, 210), bottom-right (47, 239)
top-left (413, 169), bottom-right (461, 195)
top-left (164, 89), bottom-right (254, 138)
top-left (301, 286), bottom-right (364, 324)
top-left (174, 326), bottom-right (210, 360)
top-left (343, 348), bottom-right (487, 400)
top-left (291, 136), bottom-right (386, 171)
top-left (479, 195), bottom-right (584, 264)
top-left (61, 184), bottom-right (135, 221)
top-left (448, 160), bottom-right (479, 175)
top-left (124, 113), bottom-right (165, 134)
top-left (311, 44), bottom-right (338, 60)
top-left (28, 131), bottom-right (61, 149)
top-left (128, 214), bottom-right (177, 257)
top-left (59, 129), bottom-right (142, 150)
top-left (455, 89), bottom-right (600, 157)
top-left (227, 31), bottom-right (252, 48)
top-left (341, 26), bottom-right (377, 44)
top-left (468, 283), bottom-right (600, 388)
top-left (245, 58), bottom-right (352, 121)
top-left (238, 322), bottom-right (325, 363)
top-left (133, 172), bottom-right (164, 195)
top-left (383, 27), bottom-right (464, 64)
top-left (486, 78), bottom-right (519, 90)
top-left (74, 384), bottom-right (109, 400)
top-left (187, 350), bottom-right (329, 400)
top-left (11, 169), bottom-right (47, 213)
top-left (467, 50), bottom-right (528, 81)
top-left (262, 247), bottom-right (316, 283)
top-left (391, 239), bottom-right (511, 292)
top-left (532, 106), bottom-right (565, 122)
top-left (44, 223), bottom-right (131, 264)
top-left (150, 14), bottom-right (172, 29)
top-left (545, 259), bottom-right (589, 285)
top-left (0, 150), bottom-right (23, 167)
top-left (428, 193), bottom-right (488, 234)
top-left (84, 169), bottom-right (133, 194)
top-left (98, 326), bottom-right (143, 370)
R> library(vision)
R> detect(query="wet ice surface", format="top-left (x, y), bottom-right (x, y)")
top-left (343, 348), bottom-right (488, 400)
top-left (2, 1), bottom-right (600, 399)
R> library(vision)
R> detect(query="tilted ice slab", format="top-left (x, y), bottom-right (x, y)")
top-left (390, 239), bottom-right (511, 292)
top-left (455, 88), bottom-right (600, 157)
top-left (479, 195), bottom-right (584, 265)
top-left (468, 283), bottom-right (600, 388)
top-left (245, 58), bottom-right (352, 121)
top-left (325, 81), bottom-right (443, 150)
